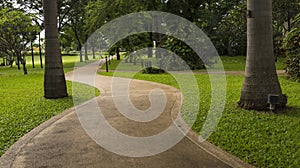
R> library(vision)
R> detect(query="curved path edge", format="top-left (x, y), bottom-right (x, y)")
top-left (0, 59), bottom-right (254, 168)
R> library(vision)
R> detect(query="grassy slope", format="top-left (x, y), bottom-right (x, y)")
top-left (99, 56), bottom-right (299, 167)
top-left (0, 56), bottom-right (99, 156)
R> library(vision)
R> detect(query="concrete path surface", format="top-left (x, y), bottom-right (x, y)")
top-left (0, 60), bottom-right (254, 168)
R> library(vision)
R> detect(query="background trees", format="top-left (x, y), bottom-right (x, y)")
top-left (0, 0), bottom-right (299, 76)
top-left (0, 9), bottom-right (39, 74)
top-left (273, 0), bottom-right (300, 58)
top-left (282, 13), bottom-right (300, 80)
top-left (8, 0), bottom-right (298, 60)
top-left (216, 1), bottom-right (247, 56)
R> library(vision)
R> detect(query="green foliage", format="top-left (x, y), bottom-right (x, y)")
top-left (273, 0), bottom-right (300, 33)
top-left (273, 0), bottom-right (300, 58)
top-left (85, 0), bottom-right (143, 33)
top-left (0, 1), bottom-right (13, 8)
top-left (11, 0), bottom-right (300, 58)
top-left (216, 1), bottom-right (247, 56)
top-left (163, 37), bottom-right (207, 70)
top-left (282, 13), bottom-right (300, 79)
top-left (0, 9), bottom-right (39, 72)
top-left (85, 0), bottom-right (246, 57)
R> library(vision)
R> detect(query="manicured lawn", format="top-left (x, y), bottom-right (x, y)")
top-left (0, 56), bottom-right (100, 156)
top-left (98, 57), bottom-right (299, 168)
top-left (101, 55), bottom-right (286, 72)
top-left (219, 56), bottom-right (286, 71)
top-left (23, 54), bottom-right (98, 73)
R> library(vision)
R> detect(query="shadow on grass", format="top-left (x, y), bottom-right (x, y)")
top-left (276, 106), bottom-right (300, 118)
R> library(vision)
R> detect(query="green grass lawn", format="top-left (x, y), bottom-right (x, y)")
top-left (98, 57), bottom-right (299, 168)
top-left (22, 55), bottom-right (98, 73)
top-left (101, 55), bottom-right (286, 72)
top-left (0, 55), bottom-right (100, 156)
top-left (220, 56), bottom-right (286, 71)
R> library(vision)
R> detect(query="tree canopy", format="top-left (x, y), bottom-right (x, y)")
top-left (0, 0), bottom-right (299, 70)
top-left (0, 8), bottom-right (39, 73)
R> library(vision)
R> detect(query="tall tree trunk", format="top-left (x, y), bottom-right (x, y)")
top-left (43, 0), bottom-right (68, 99)
top-left (148, 24), bottom-right (153, 58)
top-left (17, 57), bottom-right (20, 70)
top-left (116, 47), bottom-right (120, 60)
top-left (84, 44), bottom-right (88, 61)
top-left (92, 46), bottom-right (96, 59)
top-left (238, 0), bottom-right (287, 110)
top-left (21, 57), bottom-right (28, 75)
top-left (79, 43), bottom-right (83, 62)
top-left (154, 14), bottom-right (161, 59)
top-left (38, 33), bottom-right (43, 69)
top-left (99, 43), bottom-right (102, 58)
top-left (72, 25), bottom-right (83, 62)
top-left (31, 41), bottom-right (35, 68)
top-left (84, 44), bottom-right (89, 61)
top-left (23, 63), bottom-right (27, 75)
top-left (84, 35), bottom-right (89, 61)
top-left (8, 55), bottom-right (13, 68)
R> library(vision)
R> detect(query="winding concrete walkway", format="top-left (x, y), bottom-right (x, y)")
top-left (0, 60), bottom-right (253, 168)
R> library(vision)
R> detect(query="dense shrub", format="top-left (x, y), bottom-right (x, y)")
top-left (141, 67), bottom-right (166, 74)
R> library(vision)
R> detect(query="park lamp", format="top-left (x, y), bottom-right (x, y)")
top-left (268, 94), bottom-right (279, 112)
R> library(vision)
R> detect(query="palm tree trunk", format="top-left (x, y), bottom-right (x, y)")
top-left (238, 0), bottom-right (287, 110)
top-left (43, 0), bottom-right (68, 99)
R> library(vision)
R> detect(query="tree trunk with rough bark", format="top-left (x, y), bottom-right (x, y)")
top-left (43, 0), bottom-right (68, 99)
top-left (238, 0), bottom-right (287, 110)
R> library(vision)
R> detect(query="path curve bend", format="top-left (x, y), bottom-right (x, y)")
top-left (0, 60), bottom-right (254, 168)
